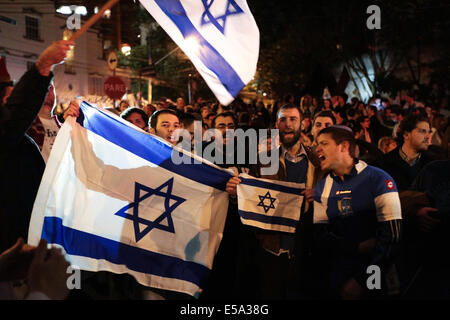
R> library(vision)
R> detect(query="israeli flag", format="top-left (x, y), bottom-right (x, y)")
top-left (139, 0), bottom-right (260, 105)
top-left (27, 102), bottom-right (233, 298)
top-left (237, 174), bottom-right (305, 233)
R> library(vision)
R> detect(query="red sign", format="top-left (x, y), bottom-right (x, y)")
top-left (103, 76), bottom-right (127, 100)
top-left (385, 180), bottom-right (395, 191)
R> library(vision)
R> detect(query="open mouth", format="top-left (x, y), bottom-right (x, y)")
top-left (318, 155), bottom-right (326, 163)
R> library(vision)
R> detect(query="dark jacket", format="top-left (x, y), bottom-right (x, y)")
top-left (0, 65), bottom-right (53, 252)
top-left (380, 146), bottom-right (433, 191)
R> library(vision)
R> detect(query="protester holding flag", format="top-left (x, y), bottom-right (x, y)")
top-left (227, 103), bottom-right (317, 299)
top-left (0, 40), bottom-right (74, 253)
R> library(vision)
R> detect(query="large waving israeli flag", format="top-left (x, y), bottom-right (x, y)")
top-left (237, 174), bottom-right (305, 233)
top-left (27, 102), bottom-right (233, 298)
top-left (139, 0), bottom-right (260, 105)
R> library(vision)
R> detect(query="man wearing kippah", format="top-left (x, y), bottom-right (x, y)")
top-left (313, 126), bottom-right (402, 299)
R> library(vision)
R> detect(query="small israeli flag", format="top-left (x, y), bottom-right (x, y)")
top-left (237, 174), bottom-right (305, 233)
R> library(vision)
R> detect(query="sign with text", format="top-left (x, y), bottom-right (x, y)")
top-left (103, 76), bottom-right (126, 100)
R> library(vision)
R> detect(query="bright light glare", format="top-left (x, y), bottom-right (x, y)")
top-left (75, 6), bottom-right (87, 16)
top-left (56, 6), bottom-right (72, 15)
top-left (184, 36), bottom-right (200, 54)
top-left (104, 9), bottom-right (111, 19)
top-left (121, 44), bottom-right (131, 56)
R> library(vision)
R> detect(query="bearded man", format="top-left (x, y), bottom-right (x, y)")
top-left (226, 103), bottom-right (317, 299)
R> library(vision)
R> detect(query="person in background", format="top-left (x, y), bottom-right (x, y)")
top-left (148, 109), bottom-right (181, 145)
top-left (378, 136), bottom-right (398, 154)
top-left (118, 100), bottom-right (130, 113)
top-left (314, 126), bottom-right (402, 299)
top-left (142, 104), bottom-right (156, 118)
top-left (120, 107), bottom-right (149, 131)
top-left (0, 40), bottom-right (74, 252)
top-left (381, 115), bottom-right (433, 190)
top-left (356, 116), bottom-right (374, 144)
top-left (311, 111), bottom-right (336, 140)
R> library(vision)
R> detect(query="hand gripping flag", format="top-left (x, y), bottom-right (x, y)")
top-left (27, 102), bottom-right (233, 298)
top-left (237, 174), bottom-right (305, 233)
top-left (139, 0), bottom-right (260, 105)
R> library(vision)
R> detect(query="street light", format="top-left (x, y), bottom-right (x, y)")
top-left (121, 43), bottom-right (131, 56)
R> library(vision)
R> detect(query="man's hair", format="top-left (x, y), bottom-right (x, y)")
top-left (238, 111), bottom-right (250, 124)
top-left (180, 113), bottom-right (196, 128)
top-left (378, 136), bottom-right (395, 150)
top-left (206, 112), bottom-right (216, 120)
top-left (149, 109), bottom-right (179, 128)
top-left (318, 126), bottom-right (356, 158)
top-left (357, 116), bottom-right (369, 124)
top-left (347, 108), bottom-right (356, 118)
top-left (276, 103), bottom-right (302, 120)
top-left (313, 110), bottom-right (336, 124)
top-left (283, 93), bottom-right (294, 103)
top-left (342, 93), bottom-right (348, 102)
top-left (353, 122), bottom-right (363, 135)
top-left (212, 111), bottom-right (237, 128)
top-left (120, 107), bottom-right (149, 125)
top-left (396, 114), bottom-right (430, 145)
top-left (368, 105), bottom-right (378, 114)
top-left (200, 106), bottom-right (210, 114)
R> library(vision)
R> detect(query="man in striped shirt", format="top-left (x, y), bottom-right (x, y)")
top-left (313, 126), bottom-right (402, 299)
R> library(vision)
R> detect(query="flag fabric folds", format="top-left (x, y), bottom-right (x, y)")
top-left (139, 0), bottom-right (259, 105)
top-left (237, 174), bottom-right (305, 233)
top-left (27, 102), bottom-right (233, 298)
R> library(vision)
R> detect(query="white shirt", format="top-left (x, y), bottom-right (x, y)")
top-left (39, 116), bottom-right (60, 163)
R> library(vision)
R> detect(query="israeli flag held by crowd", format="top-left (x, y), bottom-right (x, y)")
top-left (139, 0), bottom-right (260, 105)
top-left (27, 102), bottom-right (233, 298)
top-left (237, 174), bottom-right (305, 233)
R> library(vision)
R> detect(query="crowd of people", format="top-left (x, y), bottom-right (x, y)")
top-left (0, 40), bottom-right (449, 300)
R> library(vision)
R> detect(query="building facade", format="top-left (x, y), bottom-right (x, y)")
top-left (0, 0), bottom-right (134, 109)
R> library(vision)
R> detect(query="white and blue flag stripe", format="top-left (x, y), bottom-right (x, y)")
top-left (237, 174), bottom-right (305, 233)
top-left (139, 0), bottom-right (259, 105)
top-left (28, 102), bottom-right (233, 297)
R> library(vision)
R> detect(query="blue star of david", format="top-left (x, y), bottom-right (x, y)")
top-left (257, 191), bottom-right (276, 213)
top-left (200, 0), bottom-right (244, 34)
top-left (115, 178), bottom-right (186, 242)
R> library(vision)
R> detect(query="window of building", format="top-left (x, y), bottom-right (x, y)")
top-left (24, 16), bottom-right (40, 41)
top-left (27, 61), bottom-right (35, 71)
top-left (88, 77), bottom-right (104, 96)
